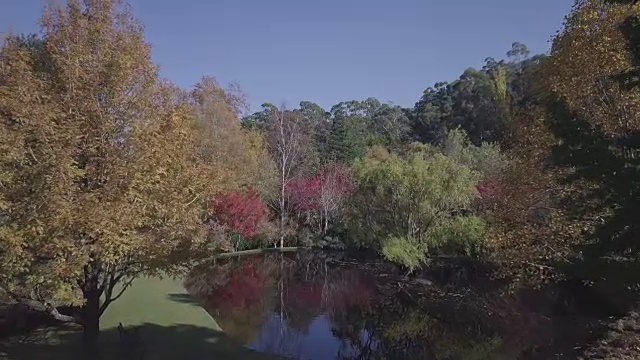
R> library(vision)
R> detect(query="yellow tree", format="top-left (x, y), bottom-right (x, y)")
top-left (491, 0), bottom-right (640, 282)
top-left (543, 0), bottom-right (640, 281)
top-left (547, 0), bottom-right (640, 136)
top-left (189, 76), bottom-right (273, 194)
top-left (0, 0), bottom-right (210, 344)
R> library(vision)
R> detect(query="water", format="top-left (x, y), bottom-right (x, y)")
top-left (184, 251), bottom-right (621, 360)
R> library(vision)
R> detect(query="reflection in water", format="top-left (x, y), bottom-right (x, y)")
top-left (185, 251), bottom-right (617, 360)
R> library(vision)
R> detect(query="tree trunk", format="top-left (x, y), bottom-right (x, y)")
top-left (323, 215), bottom-right (329, 235)
top-left (280, 169), bottom-right (286, 249)
top-left (82, 285), bottom-right (101, 346)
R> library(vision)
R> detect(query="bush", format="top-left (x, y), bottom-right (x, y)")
top-left (427, 216), bottom-right (488, 257)
top-left (348, 147), bottom-right (480, 251)
top-left (381, 236), bottom-right (427, 271)
top-left (442, 128), bottom-right (508, 180)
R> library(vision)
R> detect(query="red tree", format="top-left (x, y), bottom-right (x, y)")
top-left (209, 190), bottom-right (269, 238)
top-left (286, 164), bottom-right (354, 233)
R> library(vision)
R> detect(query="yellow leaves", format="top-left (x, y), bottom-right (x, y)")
top-left (547, 0), bottom-right (640, 136)
top-left (0, 0), bottom-right (216, 305)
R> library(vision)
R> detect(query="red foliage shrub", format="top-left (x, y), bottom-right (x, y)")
top-left (286, 164), bottom-right (354, 214)
top-left (209, 190), bottom-right (269, 238)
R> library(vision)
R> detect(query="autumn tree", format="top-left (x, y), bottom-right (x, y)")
top-left (190, 76), bottom-right (272, 193)
top-left (287, 164), bottom-right (353, 234)
top-left (207, 190), bottom-right (270, 251)
top-left (0, 0), bottom-right (211, 344)
top-left (539, 0), bottom-right (640, 281)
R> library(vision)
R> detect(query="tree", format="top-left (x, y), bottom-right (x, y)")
top-left (0, 0), bottom-right (211, 344)
top-left (410, 82), bottom-right (455, 144)
top-left (441, 128), bottom-right (508, 181)
top-left (349, 146), bottom-right (484, 268)
top-left (370, 103), bottom-right (410, 147)
top-left (410, 44), bottom-right (541, 147)
top-left (328, 102), bottom-right (372, 163)
top-left (266, 106), bottom-right (312, 247)
top-left (517, 0), bottom-right (640, 283)
top-left (287, 164), bottom-right (353, 234)
top-left (190, 76), bottom-right (271, 193)
top-left (547, 0), bottom-right (640, 136)
top-left (242, 102), bottom-right (279, 131)
top-left (207, 190), bottom-right (270, 250)
top-left (506, 42), bottom-right (531, 66)
top-left (296, 101), bottom-right (331, 159)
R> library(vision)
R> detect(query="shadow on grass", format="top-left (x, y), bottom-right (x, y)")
top-left (166, 293), bottom-right (201, 307)
top-left (0, 322), bottom-right (285, 360)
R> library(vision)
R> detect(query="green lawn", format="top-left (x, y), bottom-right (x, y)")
top-left (0, 276), bottom-right (285, 360)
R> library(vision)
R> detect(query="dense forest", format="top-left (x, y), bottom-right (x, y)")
top-left (1, 0), bottom-right (640, 356)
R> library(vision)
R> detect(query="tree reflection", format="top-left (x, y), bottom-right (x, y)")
top-left (184, 251), bottom-right (605, 359)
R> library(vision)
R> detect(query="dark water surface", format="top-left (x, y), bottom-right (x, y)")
top-left (185, 251), bottom-right (622, 360)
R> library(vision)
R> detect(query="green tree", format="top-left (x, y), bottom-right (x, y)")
top-left (327, 114), bottom-right (370, 163)
top-left (349, 146), bottom-right (484, 269)
top-left (326, 98), bottom-right (409, 163)
top-left (296, 101), bottom-right (331, 159)
top-left (410, 44), bottom-right (540, 147)
top-left (441, 128), bottom-right (508, 180)
top-left (242, 102), bottom-right (279, 131)
top-left (410, 82), bottom-right (455, 144)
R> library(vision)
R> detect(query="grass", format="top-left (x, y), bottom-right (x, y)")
top-left (0, 276), bottom-right (285, 360)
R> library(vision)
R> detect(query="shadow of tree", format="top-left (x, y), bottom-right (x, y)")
top-left (166, 293), bottom-right (201, 307)
top-left (0, 322), bottom-right (285, 360)
top-left (544, 96), bottom-right (640, 312)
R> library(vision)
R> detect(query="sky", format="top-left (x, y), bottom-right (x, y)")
top-left (1, 0), bottom-right (574, 112)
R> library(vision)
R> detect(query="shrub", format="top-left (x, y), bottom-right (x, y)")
top-left (381, 236), bottom-right (427, 271)
top-left (427, 216), bottom-right (488, 257)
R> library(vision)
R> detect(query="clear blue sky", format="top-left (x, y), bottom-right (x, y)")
top-left (2, 0), bottom-right (573, 112)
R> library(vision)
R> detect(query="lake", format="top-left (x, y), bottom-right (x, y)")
top-left (184, 250), bottom-right (623, 360)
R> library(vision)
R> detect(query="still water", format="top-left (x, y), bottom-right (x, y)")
top-left (185, 251), bottom-right (620, 360)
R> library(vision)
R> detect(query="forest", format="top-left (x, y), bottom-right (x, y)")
top-left (1, 0), bottom-right (640, 358)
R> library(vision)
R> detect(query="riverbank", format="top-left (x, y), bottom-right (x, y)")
top-left (215, 247), bottom-right (300, 258)
top-left (579, 312), bottom-right (640, 360)
top-left (0, 276), bottom-right (285, 360)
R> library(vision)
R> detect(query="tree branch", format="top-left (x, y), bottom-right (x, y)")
top-left (99, 275), bottom-right (135, 316)
top-left (0, 285), bottom-right (77, 323)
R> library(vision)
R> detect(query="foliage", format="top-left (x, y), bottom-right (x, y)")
top-left (265, 104), bottom-right (313, 247)
top-left (208, 190), bottom-right (270, 241)
top-left (0, 0), bottom-right (246, 343)
top-left (547, 0), bottom-right (640, 136)
top-left (380, 236), bottom-right (426, 271)
top-left (190, 76), bottom-right (270, 193)
top-left (442, 128), bottom-right (509, 180)
top-left (488, 0), bottom-right (640, 284)
top-left (327, 99), bottom-right (410, 162)
top-left (410, 43), bottom-right (541, 147)
top-left (504, 0), bottom-right (640, 290)
top-left (427, 216), bottom-right (488, 257)
top-left (286, 164), bottom-right (354, 234)
top-left (349, 146), bottom-right (482, 266)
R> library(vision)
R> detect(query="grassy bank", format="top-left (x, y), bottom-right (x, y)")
top-left (0, 276), bottom-right (284, 360)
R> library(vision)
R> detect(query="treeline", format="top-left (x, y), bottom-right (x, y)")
top-left (228, 43), bottom-right (533, 269)
top-left (2, 0), bottom-right (640, 345)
